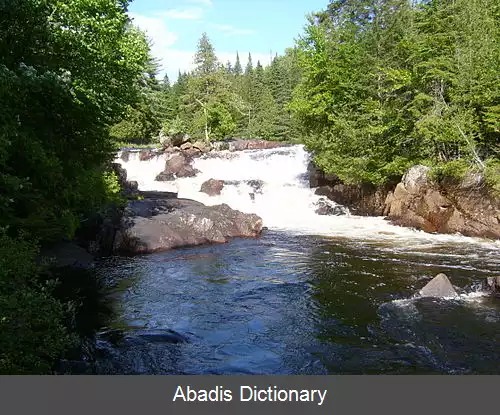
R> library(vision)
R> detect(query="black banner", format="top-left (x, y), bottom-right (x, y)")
top-left (0, 376), bottom-right (497, 415)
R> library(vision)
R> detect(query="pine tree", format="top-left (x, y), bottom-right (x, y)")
top-left (234, 51), bottom-right (242, 75)
top-left (194, 32), bottom-right (219, 75)
top-left (245, 52), bottom-right (253, 75)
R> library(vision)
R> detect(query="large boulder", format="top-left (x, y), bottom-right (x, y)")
top-left (182, 148), bottom-right (202, 159)
top-left (192, 140), bottom-right (213, 153)
top-left (170, 133), bottom-right (191, 147)
top-left (113, 198), bottom-right (263, 255)
top-left (139, 150), bottom-right (157, 161)
top-left (418, 273), bottom-right (458, 298)
top-left (180, 142), bottom-right (193, 151)
top-left (200, 179), bottom-right (225, 196)
top-left (158, 131), bottom-right (172, 149)
top-left (314, 197), bottom-right (349, 216)
top-left (385, 166), bottom-right (500, 239)
top-left (155, 153), bottom-right (199, 181)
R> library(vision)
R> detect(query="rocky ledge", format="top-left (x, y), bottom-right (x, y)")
top-left (384, 166), bottom-right (500, 239)
top-left (113, 198), bottom-right (263, 255)
top-left (309, 162), bottom-right (500, 239)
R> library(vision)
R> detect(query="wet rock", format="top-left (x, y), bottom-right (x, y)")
top-left (308, 160), bottom-right (342, 188)
top-left (246, 179), bottom-right (264, 193)
top-left (139, 150), bottom-right (156, 161)
top-left (156, 153), bottom-right (199, 180)
top-left (182, 148), bottom-right (202, 158)
top-left (180, 142), bottom-right (193, 151)
top-left (314, 197), bottom-right (348, 216)
top-left (158, 132), bottom-right (172, 149)
top-left (485, 276), bottom-right (500, 294)
top-left (120, 150), bottom-right (130, 162)
top-left (192, 140), bottom-right (212, 153)
top-left (138, 190), bottom-right (178, 199)
top-left (112, 162), bottom-right (127, 185)
top-left (228, 140), bottom-right (287, 151)
top-left (315, 183), bottom-right (394, 216)
top-left (418, 273), bottom-right (458, 298)
top-left (223, 179), bottom-right (264, 193)
top-left (200, 179), bottom-right (225, 196)
top-left (114, 198), bottom-right (263, 255)
top-left (170, 133), bottom-right (191, 147)
top-left (155, 171), bottom-right (175, 182)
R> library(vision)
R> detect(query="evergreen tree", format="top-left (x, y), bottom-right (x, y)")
top-left (194, 32), bottom-right (219, 75)
top-left (234, 52), bottom-right (243, 75)
top-left (245, 52), bottom-right (254, 75)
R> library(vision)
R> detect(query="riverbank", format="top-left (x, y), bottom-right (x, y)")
top-left (309, 162), bottom-right (500, 240)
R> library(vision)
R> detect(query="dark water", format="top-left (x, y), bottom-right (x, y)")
top-left (92, 231), bottom-right (500, 375)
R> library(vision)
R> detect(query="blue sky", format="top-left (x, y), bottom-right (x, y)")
top-left (128, 0), bottom-right (328, 81)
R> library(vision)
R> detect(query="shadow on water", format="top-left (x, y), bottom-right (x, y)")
top-left (73, 231), bottom-right (500, 375)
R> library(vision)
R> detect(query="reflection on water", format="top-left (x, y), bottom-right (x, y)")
top-left (89, 230), bottom-right (500, 374)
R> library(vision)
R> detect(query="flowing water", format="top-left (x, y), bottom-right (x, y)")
top-left (92, 145), bottom-right (500, 374)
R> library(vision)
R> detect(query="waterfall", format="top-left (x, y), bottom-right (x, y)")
top-left (115, 145), bottom-right (500, 251)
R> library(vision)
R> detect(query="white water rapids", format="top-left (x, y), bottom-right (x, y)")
top-left (115, 145), bottom-right (500, 258)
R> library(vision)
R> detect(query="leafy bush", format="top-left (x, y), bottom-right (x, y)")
top-left (484, 158), bottom-right (500, 197)
top-left (429, 159), bottom-right (471, 184)
top-left (0, 232), bottom-right (75, 374)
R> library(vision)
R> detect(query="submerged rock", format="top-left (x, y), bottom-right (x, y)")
top-left (418, 273), bottom-right (458, 298)
top-left (200, 179), bottom-right (225, 196)
top-left (114, 198), bottom-right (263, 255)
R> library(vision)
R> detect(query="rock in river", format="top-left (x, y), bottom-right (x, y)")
top-left (113, 198), bottom-right (263, 255)
top-left (200, 179), bottom-right (225, 196)
top-left (418, 273), bottom-right (458, 298)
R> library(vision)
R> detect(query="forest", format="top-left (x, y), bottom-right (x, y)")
top-left (0, 0), bottom-right (499, 373)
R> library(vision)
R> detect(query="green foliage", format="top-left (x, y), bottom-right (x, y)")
top-left (0, 232), bottom-right (74, 374)
top-left (484, 158), bottom-right (500, 197)
top-left (161, 117), bottom-right (188, 137)
top-left (153, 33), bottom-right (300, 142)
top-left (290, 0), bottom-right (499, 184)
top-left (102, 171), bottom-right (125, 206)
top-left (0, 0), bottom-right (150, 374)
top-left (429, 159), bottom-right (471, 184)
top-left (0, 0), bottom-right (150, 242)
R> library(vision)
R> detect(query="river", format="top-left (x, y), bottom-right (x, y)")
top-left (90, 145), bottom-right (500, 374)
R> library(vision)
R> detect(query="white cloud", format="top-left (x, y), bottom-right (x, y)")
top-left (129, 13), bottom-right (178, 48)
top-left (187, 0), bottom-right (213, 6)
top-left (129, 13), bottom-right (272, 82)
top-left (211, 24), bottom-right (254, 36)
top-left (162, 7), bottom-right (204, 20)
